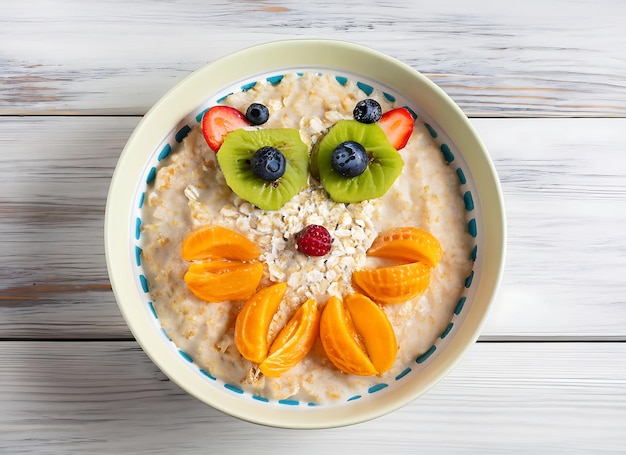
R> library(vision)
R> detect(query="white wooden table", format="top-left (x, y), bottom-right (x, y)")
top-left (2, 1), bottom-right (626, 453)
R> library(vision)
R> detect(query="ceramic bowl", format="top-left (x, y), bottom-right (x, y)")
top-left (105, 39), bottom-right (506, 429)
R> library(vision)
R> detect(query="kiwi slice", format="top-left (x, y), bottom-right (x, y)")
top-left (311, 120), bottom-right (404, 203)
top-left (217, 128), bottom-right (309, 210)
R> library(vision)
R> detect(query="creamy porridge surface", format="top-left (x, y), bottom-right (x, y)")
top-left (140, 73), bottom-right (474, 402)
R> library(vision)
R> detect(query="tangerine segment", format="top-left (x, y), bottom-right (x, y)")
top-left (181, 225), bottom-right (261, 262)
top-left (183, 260), bottom-right (263, 303)
top-left (344, 293), bottom-right (398, 374)
top-left (367, 227), bottom-right (442, 267)
top-left (234, 282), bottom-right (288, 364)
top-left (259, 298), bottom-right (320, 378)
top-left (319, 296), bottom-right (377, 376)
top-left (353, 261), bottom-right (431, 304)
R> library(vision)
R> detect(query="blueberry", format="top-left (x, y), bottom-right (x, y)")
top-left (331, 141), bottom-right (368, 178)
top-left (353, 99), bottom-right (382, 124)
top-left (246, 103), bottom-right (270, 125)
top-left (251, 146), bottom-right (286, 181)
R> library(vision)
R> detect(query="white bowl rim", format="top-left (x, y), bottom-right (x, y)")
top-left (105, 38), bottom-right (507, 429)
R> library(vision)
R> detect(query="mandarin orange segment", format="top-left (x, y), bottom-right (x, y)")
top-left (181, 225), bottom-right (261, 262)
top-left (319, 296), bottom-right (377, 376)
top-left (259, 298), bottom-right (320, 378)
top-left (234, 282), bottom-right (287, 364)
top-left (183, 259), bottom-right (263, 303)
top-left (344, 293), bottom-right (398, 373)
top-left (367, 227), bottom-right (442, 267)
top-left (353, 261), bottom-right (431, 304)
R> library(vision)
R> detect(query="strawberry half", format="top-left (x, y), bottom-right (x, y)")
top-left (201, 105), bottom-right (249, 152)
top-left (377, 108), bottom-right (415, 150)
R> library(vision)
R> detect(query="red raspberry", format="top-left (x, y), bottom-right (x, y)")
top-left (295, 225), bottom-right (332, 257)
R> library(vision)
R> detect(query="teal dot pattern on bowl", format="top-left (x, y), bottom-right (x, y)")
top-left (132, 72), bottom-right (479, 407)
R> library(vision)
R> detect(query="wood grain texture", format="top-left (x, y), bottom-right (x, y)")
top-left (0, 341), bottom-right (625, 454)
top-left (1, 1), bottom-right (625, 451)
top-left (2, 0), bottom-right (625, 117)
top-left (1, 116), bottom-right (625, 339)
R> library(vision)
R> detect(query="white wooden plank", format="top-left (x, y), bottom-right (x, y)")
top-left (0, 341), bottom-right (624, 453)
top-left (1, 117), bottom-right (625, 339)
top-left (0, 116), bottom-right (134, 338)
top-left (475, 118), bottom-right (626, 339)
top-left (1, 0), bottom-right (625, 116)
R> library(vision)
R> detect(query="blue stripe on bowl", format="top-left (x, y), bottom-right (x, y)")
top-left (395, 367), bottom-right (411, 380)
top-left (416, 345), bottom-right (437, 364)
top-left (138, 192), bottom-right (145, 209)
top-left (178, 350), bottom-right (193, 363)
top-left (224, 384), bottom-right (244, 394)
top-left (278, 399), bottom-right (299, 406)
top-left (425, 123), bottom-right (438, 138)
top-left (368, 383), bottom-right (388, 394)
top-left (158, 144), bottom-right (172, 161)
top-left (356, 81), bottom-right (373, 95)
top-left (252, 395), bottom-right (269, 402)
top-left (464, 192), bottom-right (474, 211)
top-left (266, 75), bottom-right (284, 85)
top-left (200, 369), bottom-right (216, 380)
top-left (216, 93), bottom-right (233, 103)
top-left (241, 81), bottom-right (257, 91)
top-left (383, 92), bottom-right (396, 102)
top-left (468, 218), bottom-right (477, 237)
top-left (148, 301), bottom-right (157, 318)
top-left (347, 395), bottom-right (362, 401)
top-left (454, 296), bottom-right (467, 315)
top-left (471, 245), bottom-right (478, 261)
top-left (196, 108), bottom-right (208, 123)
top-left (139, 275), bottom-right (149, 293)
top-left (441, 144), bottom-right (454, 163)
top-left (146, 167), bottom-right (157, 184)
top-left (135, 217), bottom-right (141, 240)
top-left (403, 105), bottom-right (418, 119)
top-left (135, 246), bottom-right (142, 266)
top-left (456, 168), bottom-right (466, 184)
top-left (440, 322), bottom-right (454, 339)
top-left (335, 75), bottom-right (348, 86)
top-left (465, 271), bottom-right (475, 288)
top-left (175, 125), bottom-right (191, 143)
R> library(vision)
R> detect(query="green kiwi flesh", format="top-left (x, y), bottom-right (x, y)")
top-left (313, 120), bottom-right (404, 203)
top-left (217, 128), bottom-right (309, 210)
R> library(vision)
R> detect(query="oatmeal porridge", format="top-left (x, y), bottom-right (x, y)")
top-left (140, 72), bottom-right (474, 402)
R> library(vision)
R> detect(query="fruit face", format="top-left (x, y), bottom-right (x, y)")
top-left (312, 120), bottom-right (404, 203)
top-left (377, 108), bottom-right (415, 150)
top-left (352, 261), bottom-right (431, 304)
top-left (331, 141), bottom-right (368, 178)
top-left (367, 227), bottom-right (443, 267)
top-left (295, 224), bottom-right (332, 257)
top-left (201, 105), bottom-right (249, 152)
top-left (259, 298), bottom-right (320, 378)
top-left (245, 103), bottom-right (270, 125)
top-left (353, 99), bottom-right (382, 124)
top-left (183, 259), bottom-right (263, 303)
top-left (234, 282), bottom-right (288, 364)
top-left (250, 146), bottom-right (286, 181)
top-left (181, 225), bottom-right (261, 262)
top-left (217, 128), bottom-right (309, 210)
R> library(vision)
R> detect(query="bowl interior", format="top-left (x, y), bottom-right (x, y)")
top-left (105, 39), bottom-right (506, 429)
